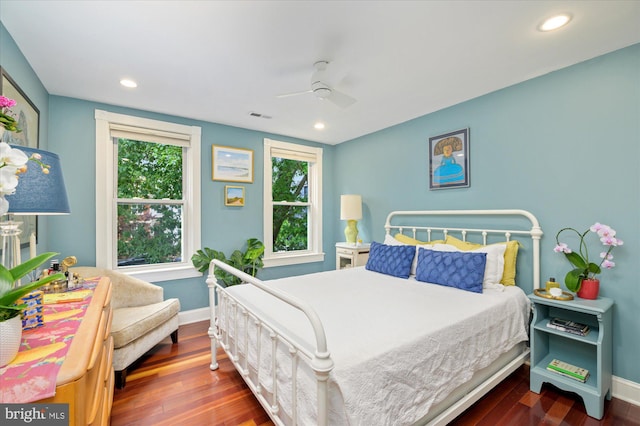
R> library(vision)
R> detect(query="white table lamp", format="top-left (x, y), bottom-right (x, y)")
top-left (340, 194), bottom-right (362, 244)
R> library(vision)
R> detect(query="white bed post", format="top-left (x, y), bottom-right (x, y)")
top-left (312, 351), bottom-right (334, 426)
top-left (531, 225), bottom-right (543, 290)
top-left (207, 262), bottom-right (219, 370)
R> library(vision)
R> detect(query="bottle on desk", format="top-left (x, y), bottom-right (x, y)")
top-left (545, 277), bottom-right (560, 293)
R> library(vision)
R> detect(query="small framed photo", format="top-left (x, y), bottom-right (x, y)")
top-left (224, 185), bottom-right (245, 206)
top-left (212, 145), bottom-right (254, 183)
top-left (428, 128), bottom-right (470, 190)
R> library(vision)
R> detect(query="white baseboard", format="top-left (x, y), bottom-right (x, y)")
top-left (178, 307), bottom-right (210, 325)
top-left (178, 308), bottom-right (640, 407)
top-left (613, 375), bottom-right (640, 406)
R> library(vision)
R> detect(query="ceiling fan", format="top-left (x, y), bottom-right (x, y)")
top-left (277, 61), bottom-right (356, 109)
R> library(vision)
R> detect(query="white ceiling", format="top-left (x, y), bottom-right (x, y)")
top-left (1, 1), bottom-right (639, 145)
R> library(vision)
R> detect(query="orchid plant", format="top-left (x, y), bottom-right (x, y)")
top-left (554, 223), bottom-right (623, 292)
top-left (0, 95), bottom-right (21, 133)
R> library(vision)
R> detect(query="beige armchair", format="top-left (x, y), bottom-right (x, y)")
top-left (70, 267), bottom-right (180, 388)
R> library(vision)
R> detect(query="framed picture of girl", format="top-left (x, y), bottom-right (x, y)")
top-left (428, 128), bottom-right (470, 190)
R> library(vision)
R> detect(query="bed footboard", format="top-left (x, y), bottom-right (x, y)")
top-left (207, 259), bottom-right (334, 426)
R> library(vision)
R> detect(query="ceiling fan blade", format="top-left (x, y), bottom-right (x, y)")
top-left (326, 89), bottom-right (356, 108)
top-left (276, 89), bottom-right (312, 98)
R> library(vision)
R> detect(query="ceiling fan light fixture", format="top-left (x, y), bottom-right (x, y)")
top-left (539, 14), bottom-right (572, 32)
top-left (313, 86), bottom-right (331, 100)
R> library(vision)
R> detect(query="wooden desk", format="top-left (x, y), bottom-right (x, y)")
top-left (38, 277), bottom-right (114, 426)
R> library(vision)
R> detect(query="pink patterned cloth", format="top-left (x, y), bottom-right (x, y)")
top-left (0, 279), bottom-right (99, 403)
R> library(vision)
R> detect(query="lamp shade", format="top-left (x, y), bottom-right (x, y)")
top-left (6, 145), bottom-right (70, 215)
top-left (340, 194), bottom-right (362, 220)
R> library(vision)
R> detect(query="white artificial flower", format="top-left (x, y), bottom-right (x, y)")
top-left (0, 167), bottom-right (20, 196)
top-left (0, 142), bottom-right (30, 215)
top-left (0, 142), bottom-right (29, 169)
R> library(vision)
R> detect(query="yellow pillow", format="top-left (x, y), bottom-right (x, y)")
top-left (444, 235), bottom-right (520, 286)
top-left (394, 233), bottom-right (444, 246)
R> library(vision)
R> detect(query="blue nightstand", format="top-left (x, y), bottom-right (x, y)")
top-left (528, 293), bottom-right (613, 419)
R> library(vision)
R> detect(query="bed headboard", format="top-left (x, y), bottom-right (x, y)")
top-left (384, 209), bottom-right (543, 290)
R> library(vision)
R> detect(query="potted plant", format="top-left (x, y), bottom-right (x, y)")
top-left (191, 238), bottom-right (264, 287)
top-left (554, 222), bottom-right (623, 299)
top-left (0, 252), bottom-right (65, 366)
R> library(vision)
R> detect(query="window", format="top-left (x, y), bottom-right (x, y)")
top-left (95, 110), bottom-right (201, 281)
top-left (263, 138), bottom-right (324, 267)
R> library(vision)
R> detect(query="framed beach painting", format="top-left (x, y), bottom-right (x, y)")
top-left (1, 67), bottom-right (40, 246)
top-left (212, 145), bottom-right (254, 183)
top-left (428, 128), bottom-right (470, 190)
top-left (224, 185), bottom-right (245, 207)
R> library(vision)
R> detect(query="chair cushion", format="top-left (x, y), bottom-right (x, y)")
top-left (111, 298), bottom-right (180, 349)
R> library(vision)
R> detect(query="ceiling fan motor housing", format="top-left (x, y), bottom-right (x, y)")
top-left (311, 81), bottom-right (331, 99)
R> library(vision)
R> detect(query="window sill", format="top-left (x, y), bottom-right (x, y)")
top-left (263, 252), bottom-right (325, 268)
top-left (121, 264), bottom-right (203, 283)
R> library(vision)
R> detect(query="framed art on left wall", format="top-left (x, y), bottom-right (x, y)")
top-left (0, 67), bottom-right (40, 247)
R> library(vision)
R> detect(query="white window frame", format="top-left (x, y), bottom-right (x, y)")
top-left (95, 109), bottom-right (201, 282)
top-left (263, 138), bottom-right (324, 267)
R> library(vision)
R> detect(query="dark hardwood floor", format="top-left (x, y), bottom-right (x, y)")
top-left (111, 321), bottom-right (639, 426)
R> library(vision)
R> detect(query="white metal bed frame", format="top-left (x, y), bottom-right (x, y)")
top-left (207, 209), bottom-right (543, 426)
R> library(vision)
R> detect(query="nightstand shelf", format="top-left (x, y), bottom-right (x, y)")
top-left (528, 294), bottom-right (613, 419)
top-left (335, 242), bottom-right (370, 270)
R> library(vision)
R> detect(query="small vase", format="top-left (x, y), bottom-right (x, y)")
top-left (0, 315), bottom-right (23, 367)
top-left (577, 278), bottom-right (600, 300)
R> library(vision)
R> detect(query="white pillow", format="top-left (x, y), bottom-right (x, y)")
top-left (430, 243), bottom-right (506, 289)
top-left (383, 234), bottom-right (404, 246)
top-left (412, 244), bottom-right (436, 276)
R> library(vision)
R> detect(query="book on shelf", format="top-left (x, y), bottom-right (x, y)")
top-left (546, 317), bottom-right (590, 336)
top-left (547, 359), bottom-right (590, 382)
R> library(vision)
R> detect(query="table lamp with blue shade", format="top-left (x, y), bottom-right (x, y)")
top-left (340, 194), bottom-right (362, 245)
top-left (1, 146), bottom-right (70, 270)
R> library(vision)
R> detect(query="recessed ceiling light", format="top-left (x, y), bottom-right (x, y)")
top-left (120, 79), bottom-right (138, 88)
top-left (314, 122), bottom-right (325, 130)
top-left (539, 14), bottom-right (572, 32)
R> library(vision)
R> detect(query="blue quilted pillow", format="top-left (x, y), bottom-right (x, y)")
top-left (415, 248), bottom-right (486, 293)
top-left (365, 241), bottom-right (415, 278)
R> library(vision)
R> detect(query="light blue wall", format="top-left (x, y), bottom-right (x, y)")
top-left (45, 97), bottom-right (337, 311)
top-left (0, 24), bottom-right (52, 258)
top-left (334, 44), bottom-right (640, 383)
top-left (1, 21), bottom-right (337, 313)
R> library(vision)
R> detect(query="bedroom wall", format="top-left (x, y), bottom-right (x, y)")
top-left (44, 98), bottom-right (337, 311)
top-left (333, 43), bottom-right (640, 384)
top-left (0, 24), bottom-right (52, 258)
top-left (0, 23), bottom-right (337, 313)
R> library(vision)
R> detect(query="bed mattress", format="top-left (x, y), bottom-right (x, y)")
top-left (220, 266), bottom-right (531, 425)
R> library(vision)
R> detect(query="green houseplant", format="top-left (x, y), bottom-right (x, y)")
top-left (191, 238), bottom-right (264, 287)
top-left (0, 252), bottom-right (65, 321)
top-left (0, 252), bottom-right (65, 367)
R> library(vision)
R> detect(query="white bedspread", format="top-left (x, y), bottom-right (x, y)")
top-left (220, 267), bottom-right (530, 425)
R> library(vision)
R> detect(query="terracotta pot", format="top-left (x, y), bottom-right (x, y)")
top-left (577, 278), bottom-right (600, 300)
top-left (0, 315), bottom-right (23, 367)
